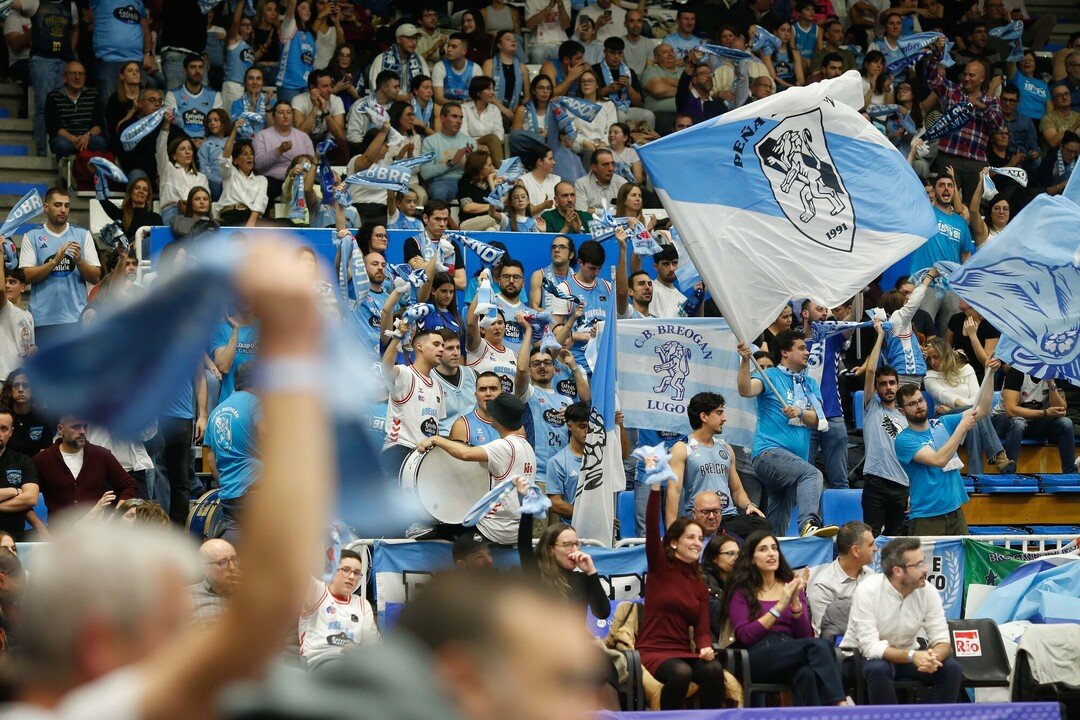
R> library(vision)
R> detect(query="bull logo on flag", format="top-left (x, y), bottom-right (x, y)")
top-left (652, 340), bottom-right (691, 402)
top-left (756, 108), bottom-right (855, 252)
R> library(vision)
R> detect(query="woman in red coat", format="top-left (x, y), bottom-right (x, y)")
top-left (636, 484), bottom-right (726, 709)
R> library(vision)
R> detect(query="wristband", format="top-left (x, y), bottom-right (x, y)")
top-left (256, 355), bottom-right (323, 393)
top-left (768, 606), bottom-right (782, 619)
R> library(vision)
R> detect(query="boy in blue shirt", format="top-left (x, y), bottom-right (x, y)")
top-left (893, 371), bottom-right (995, 536)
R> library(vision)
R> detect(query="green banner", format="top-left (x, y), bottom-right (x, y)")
top-left (963, 539), bottom-right (1025, 590)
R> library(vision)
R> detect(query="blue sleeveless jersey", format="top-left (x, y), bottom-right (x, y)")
top-left (169, 86), bottom-right (219, 138)
top-left (567, 275), bottom-right (612, 367)
top-left (461, 410), bottom-right (496, 446)
top-left (278, 23), bottom-right (315, 90)
top-left (682, 437), bottom-right (736, 517)
top-left (440, 59), bottom-right (477, 102)
top-left (524, 385), bottom-right (571, 478)
top-left (225, 39), bottom-right (255, 85)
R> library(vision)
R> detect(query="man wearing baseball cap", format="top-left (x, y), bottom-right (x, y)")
top-left (452, 531), bottom-right (494, 569)
top-left (417, 393), bottom-right (537, 546)
top-left (368, 22), bottom-right (429, 102)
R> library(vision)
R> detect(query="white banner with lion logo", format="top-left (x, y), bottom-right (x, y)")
top-left (616, 318), bottom-right (757, 449)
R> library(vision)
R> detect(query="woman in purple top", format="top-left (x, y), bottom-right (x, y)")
top-left (725, 530), bottom-right (848, 706)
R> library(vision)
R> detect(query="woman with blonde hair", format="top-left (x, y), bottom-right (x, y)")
top-left (923, 337), bottom-right (1014, 473)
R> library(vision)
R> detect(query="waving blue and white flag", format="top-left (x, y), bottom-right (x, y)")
top-left (989, 21), bottom-right (1024, 62)
top-left (922, 102), bottom-right (974, 141)
top-left (344, 164), bottom-right (412, 193)
top-left (750, 27), bottom-right (781, 56)
top-left (697, 43), bottom-right (753, 69)
top-left (571, 281), bottom-right (622, 547)
top-left (896, 32), bottom-right (956, 68)
top-left (617, 318), bottom-right (757, 446)
top-left (666, 227), bottom-right (702, 291)
top-left (637, 71), bottom-right (936, 342)
top-left (451, 231), bottom-right (506, 266)
top-left (391, 152), bottom-right (436, 170)
top-left (0, 188), bottom-right (42, 238)
top-left (483, 157), bottom-right (525, 206)
top-left (947, 171), bottom-right (1080, 383)
top-left (120, 108), bottom-right (165, 151)
top-left (989, 165), bottom-right (1028, 187)
top-left (810, 319), bottom-right (892, 346)
top-left (553, 95), bottom-right (602, 123)
top-left (866, 104), bottom-right (918, 134)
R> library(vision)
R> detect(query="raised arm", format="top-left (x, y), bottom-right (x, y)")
top-left (863, 317), bottom-right (885, 408)
top-left (736, 341), bottom-right (765, 397)
top-left (664, 441), bottom-right (687, 527)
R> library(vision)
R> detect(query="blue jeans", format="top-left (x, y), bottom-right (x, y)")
top-left (30, 56), bottom-right (66, 154)
top-left (753, 447), bottom-right (824, 535)
top-left (809, 416), bottom-right (849, 488)
top-left (425, 174), bottom-right (460, 203)
top-left (993, 413), bottom-right (1076, 473)
top-left (49, 134), bottom-right (108, 159)
top-left (161, 50), bottom-right (188, 91)
top-left (937, 406), bottom-right (1006, 473)
top-left (94, 60), bottom-right (130, 113)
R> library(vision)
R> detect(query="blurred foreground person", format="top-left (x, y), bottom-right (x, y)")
top-left (1, 238), bottom-right (333, 719)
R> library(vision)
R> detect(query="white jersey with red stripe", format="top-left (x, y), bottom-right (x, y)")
top-left (476, 433), bottom-right (535, 544)
top-left (466, 339), bottom-right (518, 394)
top-left (383, 365), bottom-right (445, 450)
top-left (298, 579), bottom-right (380, 669)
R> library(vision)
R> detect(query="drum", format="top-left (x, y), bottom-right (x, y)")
top-left (399, 447), bottom-right (492, 524)
top-left (187, 488), bottom-right (224, 540)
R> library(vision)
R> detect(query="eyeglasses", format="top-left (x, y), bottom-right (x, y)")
top-left (500, 274), bottom-right (524, 282)
top-left (1053, 93), bottom-right (1071, 99)
top-left (902, 397), bottom-right (927, 408)
top-left (902, 560), bottom-right (927, 569)
top-left (557, 541), bottom-right (583, 550)
top-left (696, 508), bottom-right (722, 516)
top-left (337, 567), bottom-right (363, 577)
top-left (206, 557), bottom-right (238, 569)
top-left (530, 359), bottom-right (554, 368)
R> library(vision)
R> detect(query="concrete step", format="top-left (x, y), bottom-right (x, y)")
top-left (0, 119), bottom-right (32, 133)
top-left (0, 155), bottom-right (54, 171)
top-left (0, 83), bottom-right (23, 99)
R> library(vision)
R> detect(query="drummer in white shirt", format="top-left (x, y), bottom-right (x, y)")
top-left (381, 325), bottom-right (445, 473)
top-left (416, 393), bottom-right (536, 545)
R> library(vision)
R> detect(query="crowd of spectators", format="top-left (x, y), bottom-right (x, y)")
top-left (0, 0), bottom-right (1073, 714)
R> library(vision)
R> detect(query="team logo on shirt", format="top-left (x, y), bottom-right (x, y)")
top-left (420, 417), bottom-right (438, 437)
top-left (5, 470), bottom-right (21, 487)
top-left (555, 378), bottom-right (577, 398)
top-left (29, 427), bottom-right (42, 441)
top-left (756, 107), bottom-right (855, 252)
top-left (114, 5), bottom-right (141, 23)
top-left (183, 108), bottom-right (207, 130)
top-left (542, 408), bottom-right (566, 427)
top-left (240, 47), bottom-right (254, 63)
top-left (213, 409), bottom-right (238, 451)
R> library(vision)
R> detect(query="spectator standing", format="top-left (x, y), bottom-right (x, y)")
top-left (310, 0), bottom-right (343, 71)
top-left (811, 20), bottom-right (856, 74)
top-left (156, 111), bottom-right (210, 225)
top-left (44, 61), bottom-right (106, 159)
top-left (449, 371), bottom-right (500, 446)
top-left (2, 370), bottom-right (53, 459)
top-left (3, 2), bottom-right (32, 86)
top-left (157, 0), bottom-right (207, 90)
top-left (0, 409), bottom-right (38, 541)
top-left (807, 521), bottom-right (874, 635)
top-left (549, 240), bottom-right (612, 367)
top-left (33, 415), bottom-right (136, 518)
top-left (25, 0), bottom-right (78, 156)
top-left (368, 23), bottom-right (428, 101)
top-left (380, 327), bottom-right (445, 472)
top-left (910, 178), bottom-right (973, 334)
top-left (298, 548), bottom-right (379, 671)
top-left (736, 333), bottom-right (836, 537)
top-left (190, 539), bottom-right (239, 626)
top-left (0, 265), bottom-right (34, 380)
top-left (465, 306), bottom-right (518, 394)
top-left (197, 109), bottom-right (231, 200)
top-left (402, 200), bottom-right (465, 290)
top-left (1010, 50), bottom-right (1050, 121)
top-left (163, 55), bottom-right (222, 142)
top-left (528, 234), bottom-right (575, 311)
top-left (525, 0), bottom-right (571, 64)
top-left (253, 101), bottom-right (315, 204)
top-left (203, 363), bottom-right (261, 544)
top-left (17, 188), bottom-right (100, 345)
top-left (841, 537), bottom-right (963, 704)
top-left (993, 369), bottom-right (1078, 475)
top-left (432, 328), bottom-right (475, 434)
top-left (544, 400), bottom-right (587, 519)
top-left (89, 0), bottom-right (153, 105)
top-left (276, 0), bottom-right (316, 104)
top-left (726, 530), bottom-right (847, 706)
top-left (222, 2), bottom-right (257, 112)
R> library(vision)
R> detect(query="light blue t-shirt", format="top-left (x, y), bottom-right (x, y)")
top-left (197, 136), bottom-right (226, 186)
top-left (546, 444), bottom-right (583, 504)
top-left (908, 206), bottom-right (975, 274)
top-left (205, 390), bottom-right (262, 500)
top-left (91, 0), bottom-right (145, 63)
top-left (163, 367), bottom-right (196, 420)
top-left (209, 321), bottom-right (259, 401)
top-left (894, 412), bottom-right (968, 519)
top-left (750, 366), bottom-right (821, 461)
top-left (1011, 71), bottom-right (1050, 121)
top-left (433, 368), bottom-right (476, 434)
top-left (662, 32), bottom-right (699, 63)
top-left (168, 85), bottom-right (219, 139)
top-left (225, 39), bottom-right (255, 85)
top-left (21, 223), bottom-right (96, 327)
top-left (523, 385), bottom-right (572, 479)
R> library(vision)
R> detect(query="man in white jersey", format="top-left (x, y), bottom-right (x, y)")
top-left (432, 328), bottom-right (476, 434)
top-left (466, 303), bottom-right (518, 394)
top-left (298, 548), bottom-right (380, 673)
top-left (416, 393), bottom-right (535, 545)
top-left (381, 326), bottom-right (445, 473)
top-left (666, 391), bottom-right (770, 537)
top-left (18, 187), bottom-right (100, 346)
top-left (528, 235), bottom-right (575, 311)
top-left (450, 371), bottom-right (501, 445)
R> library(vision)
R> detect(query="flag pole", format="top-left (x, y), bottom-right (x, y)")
top-left (730, 324), bottom-right (788, 403)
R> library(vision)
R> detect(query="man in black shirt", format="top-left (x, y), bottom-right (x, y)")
top-left (0, 410), bottom-right (40, 541)
top-left (993, 369), bottom-right (1078, 475)
top-left (115, 87), bottom-right (164, 183)
top-left (946, 301), bottom-right (1000, 379)
top-left (6, 371), bottom-right (53, 459)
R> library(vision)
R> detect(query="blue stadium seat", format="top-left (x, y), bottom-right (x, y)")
top-left (853, 391), bottom-right (864, 429)
top-left (968, 526), bottom-right (1028, 535)
top-left (822, 488), bottom-right (863, 527)
top-left (617, 490), bottom-right (637, 539)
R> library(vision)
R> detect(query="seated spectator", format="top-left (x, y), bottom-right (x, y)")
top-left (157, 111), bottom-right (210, 225)
top-left (807, 521), bottom-right (875, 636)
top-left (461, 10), bottom-right (493, 66)
top-left (593, 36), bottom-right (654, 130)
top-left (197, 109), bottom-right (232, 201)
top-left (727, 530), bottom-right (847, 705)
top-left (230, 67), bottom-right (272, 140)
top-left (99, 177), bottom-right (163, 242)
top-left (637, 484), bottom-right (726, 710)
top-left (492, 183), bottom-right (541, 232)
top-left (860, 50), bottom-right (892, 108)
top-left (527, 0), bottom-right (572, 64)
top-left (540, 180), bottom-right (589, 233)
top-left (573, 148), bottom-right (626, 215)
top-left (841, 537), bottom-right (962, 704)
top-left (451, 529), bottom-right (493, 569)
top-left (702, 534), bottom-right (739, 639)
top-left (946, 298), bottom-right (999, 379)
top-left (387, 189), bottom-right (424, 231)
top-left (993, 367), bottom-right (1079, 474)
top-left (292, 68), bottom-right (347, 150)
top-left (346, 70), bottom-right (400, 150)
top-left (572, 16), bottom-right (604, 66)
top-left (642, 43), bottom-right (681, 133)
top-left (615, 182), bottom-right (654, 230)
top-left (811, 20), bottom-right (856, 76)
top-left (169, 187), bottom-right (214, 239)
top-left (407, 74), bottom-right (440, 139)
top-left (114, 498), bottom-right (170, 526)
top-left (190, 539), bottom-right (240, 627)
top-left (662, 7), bottom-right (701, 65)
top-left (1033, 129), bottom-right (1078, 194)
top-left (116, 88), bottom-right (165, 182)
top-left (511, 73), bottom-right (553, 139)
top-left (1056, 46), bottom-right (1080, 111)
top-left (298, 548), bottom-right (379, 672)
top-left (0, 408), bottom-right (38, 542)
top-left (104, 62), bottom-right (143, 152)
top-left (1000, 84), bottom-right (1043, 168)
top-left (749, 75), bottom-right (776, 102)
top-left (253, 101), bottom-right (316, 205)
top-left (545, 400), bottom-right (589, 520)
top-left (83, 248), bottom-right (142, 323)
top-left (32, 415), bottom-right (136, 519)
top-left (218, 121), bottom-right (269, 227)
top-left (760, 21), bottom-right (805, 92)
top-left (387, 101), bottom-right (428, 204)
top-left (327, 43), bottom-right (363, 113)
top-left (456, 150), bottom-right (500, 231)
top-left (607, 122), bottom-right (642, 183)
top-left (163, 55), bottom-right (222, 142)
top-left (541, 40), bottom-right (587, 99)
top-left (677, 57), bottom-right (726, 125)
top-left (368, 22), bottom-right (428, 101)
top-left (923, 337), bottom-right (1012, 474)
top-left (461, 76), bottom-right (505, 163)
top-left (520, 148), bottom-right (561, 214)
top-left (44, 61), bottom-right (106, 159)
top-left (571, 68), bottom-right (619, 158)
top-left (1041, 83), bottom-right (1080, 150)
top-left (419, 101), bottom-right (473, 203)
top-left (2, 370), bottom-right (53, 459)
top-left (432, 33), bottom-right (479, 106)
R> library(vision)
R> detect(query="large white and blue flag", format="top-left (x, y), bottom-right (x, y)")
top-left (637, 71), bottom-right (936, 343)
top-left (572, 280), bottom-right (622, 547)
top-left (616, 318), bottom-right (756, 448)
top-left (947, 170), bottom-right (1080, 384)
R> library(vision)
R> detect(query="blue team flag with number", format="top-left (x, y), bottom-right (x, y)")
top-left (571, 278), bottom-right (622, 547)
top-left (637, 71), bottom-right (935, 342)
top-left (947, 171), bottom-right (1080, 384)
